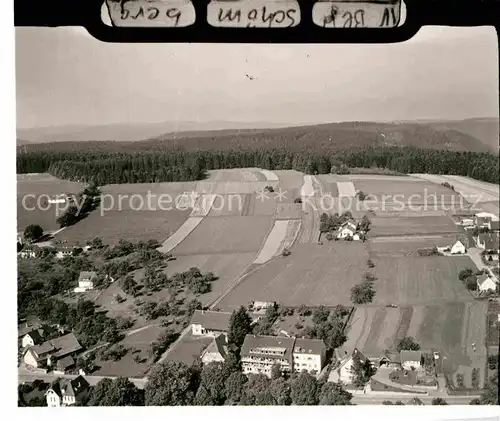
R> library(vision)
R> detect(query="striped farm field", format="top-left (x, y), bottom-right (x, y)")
top-left (158, 217), bottom-right (203, 253)
top-left (371, 256), bottom-right (477, 305)
top-left (172, 215), bottom-right (273, 255)
top-left (337, 181), bottom-right (356, 197)
top-left (276, 203), bottom-right (302, 220)
top-left (218, 242), bottom-right (369, 310)
top-left (368, 234), bottom-right (456, 256)
top-left (254, 219), bottom-right (301, 264)
top-left (369, 215), bottom-right (457, 237)
top-left (353, 177), bottom-right (462, 205)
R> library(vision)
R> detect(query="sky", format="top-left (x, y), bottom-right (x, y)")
top-left (15, 21), bottom-right (499, 129)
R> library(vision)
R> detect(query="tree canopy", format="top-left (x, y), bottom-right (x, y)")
top-left (23, 224), bottom-right (43, 243)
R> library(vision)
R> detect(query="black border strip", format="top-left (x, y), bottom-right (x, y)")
top-left (13, 0), bottom-right (500, 43)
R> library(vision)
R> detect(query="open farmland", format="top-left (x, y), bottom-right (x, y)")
top-left (369, 215), bottom-right (457, 237)
top-left (342, 301), bottom-right (488, 388)
top-left (17, 174), bottom-right (83, 232)
top-left (218, 242), bottom-right (369, 310)
top-left (209, 193), bottom-right (277, 217)
top-left (172, 215), bottom-right (273, 255)
top-left (368, 234), bottom-right (456, 256)
top-left (412, 174), bottom-right (500, 204)
top-left (254, 219), bottom-right (301, 264)
top-left (205, 168), bottom-right (266, 182)
top-left (55, 208), bottom-right (191, 246)
top-left (372, 256), bottom-right (477, 305)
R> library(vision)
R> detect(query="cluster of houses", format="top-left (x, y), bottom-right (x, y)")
top-left (329, 348), bottom-right (434, 389)
top-left (190, 309), bottom-right (327, 377)
top-left (45, 375), bottom-right (90, 407)
top-left (18, 319), bottom-right (84, 375)
top-left (18, 244), bottom-right (93, 260)
top-left (457, 212), bottom-right (500, 254)
top-left (335, 220), bottom-right (367, 241)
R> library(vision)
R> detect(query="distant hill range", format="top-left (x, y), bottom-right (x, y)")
top-left (16, 121), bottom-right (292, 144)
top-left (17, 117), bottom-right (498, 153)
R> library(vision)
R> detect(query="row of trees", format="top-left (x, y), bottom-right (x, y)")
top-left (144, 359), bottom-right (353, 406)
top-left (17, 147), bottom-right (500, 184)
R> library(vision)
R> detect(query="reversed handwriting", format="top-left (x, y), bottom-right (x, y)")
top-left (208, 0), bottom-right (300, 28)
top-left (313, 1), bottom-right (402, 28)
top-left (105, 0), bottom-right (196, 27)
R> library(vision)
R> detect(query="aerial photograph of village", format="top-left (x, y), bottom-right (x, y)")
top-left (15, 21), bottom-right (499, 407)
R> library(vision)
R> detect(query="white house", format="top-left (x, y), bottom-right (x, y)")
top-left (19, 249), bottom-right (36, 259)
top-left (22, 329), bottom-right (44, 348)
top-left (450, 240), bottom-right (467, 255)
top-left (328, 348), bottom-right (369, 384)
top-left (400, 350), bottom-right (422, 370)
top-left (337, 221), bottom-right (358, 240)
top-left (477, 273), bottom-right (497, 292)
top-left (191, 310), bottom-right (232, 337)
top-left (240, 335), bottom-right (295, 377)
top-left (74, 271), bottom-right (97, 293)
top-left (56, 248), bottom-right (73, 259)
top-left (292, 338), bottom-right (326, 375)
top-left (46, 376), bottom-right (89, 407)
top-left (201, 334), bottom-right (228, 365)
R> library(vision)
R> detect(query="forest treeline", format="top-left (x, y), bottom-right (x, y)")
top-left (17, 147), bottom-right (499, 185)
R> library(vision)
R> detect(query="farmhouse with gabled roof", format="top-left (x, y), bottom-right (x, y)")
top-left (191, 310), bottom-right (232, 337)
top-left (477, 273), bottom-right (497, 292)
top-left (46, 375), bottom-right (89, 407)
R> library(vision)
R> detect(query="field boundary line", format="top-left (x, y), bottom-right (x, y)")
top-left (208, 200), bottom-right (278, 310)
top-left (209, 254), bottom-right (283, 310)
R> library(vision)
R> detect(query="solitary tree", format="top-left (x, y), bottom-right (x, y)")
top-left (23, 224), bottom-right (43, 243)
top-left (396, 336), bottom-right (420, 352)
top-left (227, 306), bottom-right (253, 350)
top-left (350, 281), bottom-right (376, 304)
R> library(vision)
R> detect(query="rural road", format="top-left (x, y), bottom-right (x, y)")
top-left (351, 394), bottom-right (480, 405)
top-left (18, 372), bottom-right (147, 389)
top-left (468, 248), bottom-right (499, 283)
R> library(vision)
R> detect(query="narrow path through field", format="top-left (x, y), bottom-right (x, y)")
top-left (298, 175), bottom-right (323, 243)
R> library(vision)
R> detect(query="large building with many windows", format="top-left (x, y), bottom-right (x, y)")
top-left (240, 335), bottom-right (326, 377)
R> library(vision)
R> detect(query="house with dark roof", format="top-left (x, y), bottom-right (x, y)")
top-left (240, 335), bottom-right (327, 377)
top-left (46, 376), bottom-right (89, 407)
top-left (400, 350), bottom-right (423, 370)
top-left (490, 220), bottom-right (500, 232)
top-left (21, 328), bottom-right (45, 348)
top-left (329, 348), bottom-right (370, 384)
top-left (201, 334), bottom-right (228, 365)
top-left (241, 335), bottom-right (295, 377)
top-left (191, 310), bottom-right (232, 337)
top-left (55, 356), bottom-right (76, 374)
top-left (477, 233), bottom-right (500, 252)
top-left (18, 318), bottom-right (42, 339)
top-left (23, 333), bottom-right (83, 369)
top-left (293, 338), bottom-right (327, 374)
